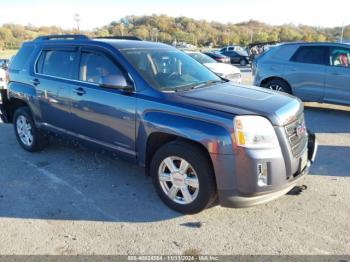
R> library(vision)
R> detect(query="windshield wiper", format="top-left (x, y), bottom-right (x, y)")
top-left (190, 80), bottom-right (225, 90)
top-left (161, 80), bottom-right (224, 93)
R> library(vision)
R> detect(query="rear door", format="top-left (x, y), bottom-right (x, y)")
top-left (324, 46), bottom-right (350, 105)
top-left (70, 47), bottom-right (137, 157)
top-left (34, 47), bottom-right (78, 130)
top-left (284, 45), bottom-right (328, 102)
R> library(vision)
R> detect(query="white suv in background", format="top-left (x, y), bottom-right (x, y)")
top-left (186, 51), bottom-right (242, 83)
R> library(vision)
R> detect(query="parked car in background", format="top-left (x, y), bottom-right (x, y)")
top-left (220, 48), bottom-right (251, 66)
top-left (186, 51), bottom-right (241, 83)
top-left (253, 42), bottom-right (350, 106)
top-left (0, 35), bottom-right (317, 214)
top-left (202, 51), bottom-right (230, 63)
top-left (0, 59), bottom-right (9, 70)
top-left (220, 45), bottom-right (245, 53)
top-left (247, 41), bottom-right (280, 60)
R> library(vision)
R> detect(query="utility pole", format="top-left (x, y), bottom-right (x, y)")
top-left (120, 23), bottom-right (124, 36)
top-left (152, 28), bottom-right (159, 42)
top-left (120, 19), bottom-right (128, 37)
top-left (340, 22), bottom-right (345, 43)
top-left (74, 14), bottom-right (80, 33)
top-left (225, 29), bottom-right (230, 46)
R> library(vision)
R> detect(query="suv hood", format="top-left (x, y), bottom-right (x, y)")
top-left (175, 82), bottom-right (302, 126)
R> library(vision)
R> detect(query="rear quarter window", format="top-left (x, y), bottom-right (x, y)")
top-left (9, 45), bottom-right (35, 71)
top-left (269, 45), bottom-right (298, 61)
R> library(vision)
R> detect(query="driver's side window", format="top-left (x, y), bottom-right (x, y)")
top-left (330, 47), bottom-right (350, 67)
top-left (79, 52), bottom-right (124, 84)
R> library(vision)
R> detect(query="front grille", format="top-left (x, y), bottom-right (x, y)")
top-left (284, 114), bottom-right (308, 158)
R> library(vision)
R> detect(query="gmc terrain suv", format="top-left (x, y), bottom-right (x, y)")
top-left (253, 42), bottom-right (350, 106)
top-left (0, 35), bottom-right (317, 214)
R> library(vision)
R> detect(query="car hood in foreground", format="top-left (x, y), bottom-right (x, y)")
top-left (175, 82), bottom-right (302, 126)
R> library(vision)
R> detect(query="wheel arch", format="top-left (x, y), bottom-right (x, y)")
top-left (6, 98), bottom-right (32, 123)
top-left (260, 76), bottom-right (293, 93)
top-left (144, 132), bottom-right (215, 178)
top-left (6, 82), bottom-right (38, 123)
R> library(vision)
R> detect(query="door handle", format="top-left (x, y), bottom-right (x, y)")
top-left (331, 72), bottom-right (341, 76)
top-left (31, 79), bottom-right (40, 86)
top-left (73, 87), bottom-right (86, 96)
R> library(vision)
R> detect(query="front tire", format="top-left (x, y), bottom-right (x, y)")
top-left (150, 141), bottom-right (217, 214)
top-left (263, 78), bottom-right (292, 94)
top-left (13, 107), bottom-right (47, 152)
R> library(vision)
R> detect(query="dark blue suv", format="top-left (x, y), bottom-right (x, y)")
top-left (0, 35), bottom-right (317, 213)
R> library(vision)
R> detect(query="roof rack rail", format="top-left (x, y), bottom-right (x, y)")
top-left (34, 34), bottom-right (90, 41)
top-left (94, 36), bottom-right (142, 41)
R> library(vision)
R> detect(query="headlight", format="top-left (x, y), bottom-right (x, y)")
top-left (234, 115), bottom-right (279, 149)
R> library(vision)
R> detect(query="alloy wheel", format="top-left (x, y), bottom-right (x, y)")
top-left (16, 115), bottom-right (34, 146)
top-left (268, 84), bottom-right (284, 92)
top-left (158, 156), bottom-right (199, 205)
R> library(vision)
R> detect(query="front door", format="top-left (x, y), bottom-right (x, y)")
top-left (325, 46), bottom-right (350, 105)
top-left (70, 48), bottom-right (137, 157)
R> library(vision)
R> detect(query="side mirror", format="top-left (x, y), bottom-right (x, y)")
top-left (99, 75), bottom-right (133, 92)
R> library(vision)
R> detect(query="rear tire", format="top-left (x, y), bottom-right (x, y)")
top-left (263, 78), bottom-right (292, 94)
top-left (150, 141), bottom-right (216, 214)
top-left (13, 107), bottom-right (47, 152)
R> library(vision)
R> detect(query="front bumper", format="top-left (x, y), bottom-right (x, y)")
top-left (219, 162), bottom-right (310, 208)
top-left (213, 132), bottom-right (318, 208)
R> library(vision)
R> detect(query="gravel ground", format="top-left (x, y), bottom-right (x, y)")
top-left (0, 72), bottom-right (349, 255)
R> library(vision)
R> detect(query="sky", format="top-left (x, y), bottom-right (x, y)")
top-left (0, 0), bottom-right (349, 30)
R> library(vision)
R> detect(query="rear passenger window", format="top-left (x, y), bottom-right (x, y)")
top-left (79, 52), bottom-right (124, 84)
top-left (36, 50), bottom-right (77, 79)
top-left (10, 45), bottom-right (35, 71)
top-left (290, 46), bottom-right (328, 65)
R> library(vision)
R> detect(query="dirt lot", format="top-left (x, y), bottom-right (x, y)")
top-left (0, 72), bottom-right (349, 254)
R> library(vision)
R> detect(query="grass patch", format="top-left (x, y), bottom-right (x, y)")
top-left (0, 50), bottom-right (18, 59)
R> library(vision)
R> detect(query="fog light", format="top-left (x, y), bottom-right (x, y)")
top-left (257, 163), bottom-right (268, 186)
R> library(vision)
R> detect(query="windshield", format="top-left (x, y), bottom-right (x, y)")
top-left (187, 52), bottom-right (217, 64)
top-left (121, 48), bottom-right (222, 92)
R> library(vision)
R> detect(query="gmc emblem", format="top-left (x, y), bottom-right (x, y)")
top-left (296, 122), bottom-right (306, 137)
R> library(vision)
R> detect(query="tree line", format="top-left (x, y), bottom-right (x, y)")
top-left (0, 15), bottom-right (349, 50)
